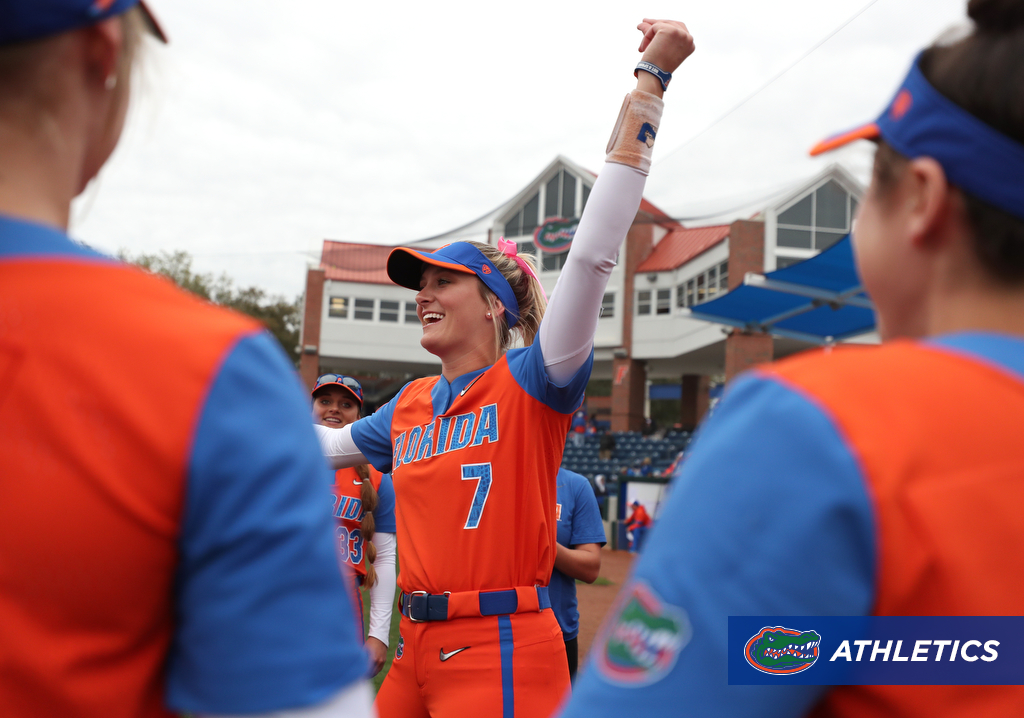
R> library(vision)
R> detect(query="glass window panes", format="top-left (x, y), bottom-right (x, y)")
top-left (354, 298), bottom-right (374, 321)
top-left (562, 172), bottom-right (576, 218)
top-left (601, 292), bottom-right (615, 318)
top-left (778, 228), bottom-right (812, 248)
top-left (328, 296), bottom-right (348, 318)
top-left (707, 266), bottom-right (719, 298)
top-left (696, 275), bottom-right (706, 303)
top-left (778, 194), bottom-right (812, 226)
top-left (656, 289), bottom-right (671, 315)
top-left (379, 300), bottom-right (399, 322)
top-left (686, 279), bottom-right (695, 307)
top-left (816, 230), bottom-right (846, 250)
top-left (637, 290), bottom-right (652, 315)
top-left (582, 184), bottom-right (591, 211)
top-left (516, 241), bottom-right (536, 258)
top-left (815, 181), bottom-right (849, 230)
top-left (545, 174), bottom-right (560, 218)
top-left (504, 212), bottom-right (520, 238)
top-left (542, 251), bottom-right (569, 271)
top-left (522, 193), bottom-right (540, 237)
top-left (776, 255), bottom-right (804, 269)
top-left (719, 261), bottom-right (729, 291)
top-left (676, 283), bottom-right (686, 308)
top-left (404, 301), bottom-right (418, 324)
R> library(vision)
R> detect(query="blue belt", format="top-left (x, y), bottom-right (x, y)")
top-left (399, 586), bottom-right (551, 622)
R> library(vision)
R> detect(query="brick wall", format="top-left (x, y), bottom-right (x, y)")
top-left (299, 268), bottom-right (325, 390)
top-left (724, 332), bottom-right (773, 382)
top-left (610, 358), bottom-right (646, 432)
top-left (679, 374), bottom-right (710, 430)
top-left (724, 219), bottom-right (773, 381)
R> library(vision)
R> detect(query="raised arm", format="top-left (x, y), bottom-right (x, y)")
top-left (313, 423), bottom-right (368, 469)
top-left (541, 19), bottom-right (694, 385)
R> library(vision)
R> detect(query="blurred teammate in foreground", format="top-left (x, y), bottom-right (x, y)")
top-left (0, 2), bottom-right (371, 716)
top-left (561, 0), bottom-right (1024, 715)
top-left (315, 18), bottom-right (695, 718)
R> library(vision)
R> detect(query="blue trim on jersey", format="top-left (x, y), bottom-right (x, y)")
top-left (929, 332), bottom-right (1024, 384)
top-left (375, 473), bottom-right (397, 534)
top-left (498, 615), bottom-right (515, 718)
top-left (430, 366), bottom-right (487, 419)
top-left (350, 384), bottom-right (411, 473)
top-left (563, 374), bottom-right (876, 718)
top-left (506, 340), bottom-right (594, 415)
top-left (0, 213), bottom-right (112, 262)
top-left (167, 332), bottom-right (366, 714)
top-left (550, 468), bottom-right (607, 640)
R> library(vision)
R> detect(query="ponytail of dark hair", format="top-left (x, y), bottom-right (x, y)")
top-left (356, 463), bottom-right (380, 587)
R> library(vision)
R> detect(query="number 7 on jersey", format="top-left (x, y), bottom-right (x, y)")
top-left (462, 463), bottom-right (493, 529)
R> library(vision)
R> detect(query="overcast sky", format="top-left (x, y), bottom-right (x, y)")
top-left (70, 0), bottom-right (969, 298)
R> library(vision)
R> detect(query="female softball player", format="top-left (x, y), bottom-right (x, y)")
top-left (312, 374), bottom-right (398, 676)
top-left (561, 1), bottom-right (1024, 716)
top-left (314, 18), bottom-right (695, 718)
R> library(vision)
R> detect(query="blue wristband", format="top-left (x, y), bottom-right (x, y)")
top-left (634, 61), bottom-right (671, 91)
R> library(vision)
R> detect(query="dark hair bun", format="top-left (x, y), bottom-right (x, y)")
top-left (968, 0), bottom-right (1024, 31)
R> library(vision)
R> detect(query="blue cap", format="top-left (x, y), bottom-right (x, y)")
top-left (1, 0), bottom-right (167, 47)
top-left (387, 242), bottom-right (521, 327)
top-left (811, 53), bottom-right (1024, 222)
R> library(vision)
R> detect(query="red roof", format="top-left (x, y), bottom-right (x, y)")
top-left (320, 240), bottom-right (395, 285)
top-left (637, 225), bottom-right (730, 272)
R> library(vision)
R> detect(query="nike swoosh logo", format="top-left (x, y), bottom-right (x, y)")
top-left (440, 646), bottom-right (471, 662)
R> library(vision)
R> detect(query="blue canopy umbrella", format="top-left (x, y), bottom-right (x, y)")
top-left (684, 235), bottom-right (875, 344)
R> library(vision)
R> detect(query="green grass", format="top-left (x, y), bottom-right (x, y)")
top-left (578, 576), bottom-right (615, 586)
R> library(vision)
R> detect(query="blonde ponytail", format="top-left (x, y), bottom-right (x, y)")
top-left (356, 464), bottom-right (380, 587)
top-left (471, 241), bottom-right (548, 357)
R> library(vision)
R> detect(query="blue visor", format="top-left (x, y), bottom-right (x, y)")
top-left (811, 53), bottom-right (1024, 222)
top-left (387, 242), bottom-right (521, 327)
top-left (1, 0), bottom-right (166, 46)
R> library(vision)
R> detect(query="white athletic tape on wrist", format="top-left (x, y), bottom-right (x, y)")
top-left (605, 89), bottom-right (664, 175)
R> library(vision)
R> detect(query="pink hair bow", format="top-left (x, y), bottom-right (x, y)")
top-left (497, 236), bottom-right (547, 300)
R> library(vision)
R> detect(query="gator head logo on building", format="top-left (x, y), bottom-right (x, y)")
top-left (533, 218), bottom-right (578, 253)
top-left (595, 579), bottom-right (691, 686)
top-left (744, 626), bottom-right (820, 675)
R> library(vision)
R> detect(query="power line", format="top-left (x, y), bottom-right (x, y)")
top-left (654, 0), bottom-right (886, 166)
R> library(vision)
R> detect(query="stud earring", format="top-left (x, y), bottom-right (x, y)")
top-left (486, 312), bottom-right (492, 319)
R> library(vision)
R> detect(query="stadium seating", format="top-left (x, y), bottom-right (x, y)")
top-left (560, 430), bottom-right (691, 479)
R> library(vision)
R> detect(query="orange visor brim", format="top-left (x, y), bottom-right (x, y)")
top-left (386, 247), bottom-right (476, 290)
top-left (810, 123), bottom-right (880, 157)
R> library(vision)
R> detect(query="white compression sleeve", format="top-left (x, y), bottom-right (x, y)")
top-left (366, 532), bottom-right (397, 646)
top-left (312, 424), bottom-right (368, 469)
top-left (198, 679), bottom-right (374, 718)
top-left (539, 161), bottom-right (649, 385)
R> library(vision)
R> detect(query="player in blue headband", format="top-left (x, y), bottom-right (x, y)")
top-left (561, 1), bottom-right (1024, 717)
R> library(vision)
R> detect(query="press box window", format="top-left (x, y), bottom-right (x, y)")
top-left (637, 290), bottom-right (652, 316)
top-left (601, 292), bottom-right (615, 318)
top-left (404, 301), bottom-right (418, 324)
top-left (354, 298), bottom-right (374, 321)
top-left (328, 297), bottom-right (348, 318)
top-left (656, 289), bottom-right (671, 315)
top-left (379, 300), bottom-right (400, 323)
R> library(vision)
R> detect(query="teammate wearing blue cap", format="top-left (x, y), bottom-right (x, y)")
top-left (0, 3), bottom-right (371, 717)
top-left (315, 18), bottom-right (696, 718)
top-left (560, 1), bottom-right (1024, 716)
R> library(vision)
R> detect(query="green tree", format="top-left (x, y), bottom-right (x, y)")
top-left (119, 249), bottom-right (302, 366)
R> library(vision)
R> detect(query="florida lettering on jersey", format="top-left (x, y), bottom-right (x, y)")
top-left (392, 403), bottom-right (499, 469)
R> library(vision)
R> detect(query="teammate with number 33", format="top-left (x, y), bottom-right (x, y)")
top-left (315, 18), bottom-right (695, 718)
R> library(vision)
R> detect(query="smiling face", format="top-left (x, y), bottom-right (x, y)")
top-left (312, 386), bottom-right (361, 429)
top-left (416, 265), bottom-right (499, 363)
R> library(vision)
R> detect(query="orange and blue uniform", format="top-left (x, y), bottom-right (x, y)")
top-left (0, 215), bottom-right (366, 717)
top-left (351, 339), bottom-right (591, 717)
top-left (561, 334), bottom-right (1024, 717)
top-left (332, 467), bottom-right (396, 617)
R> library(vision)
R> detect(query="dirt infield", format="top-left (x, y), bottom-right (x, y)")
top-left (576, 549), bottom-right (635, 658)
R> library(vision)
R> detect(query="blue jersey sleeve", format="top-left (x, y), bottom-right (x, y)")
top-left (166, 332), bottom-right (367, 715)
top-left (350, 386), bottom-right (408, 473)
top-left (374, 473), bottom-right (397, 534)
top-left (561, 374), bottom-right (876, 718)
top-left (506, 340), bottom-right (593, 415)
top-left (568, 474), bottom-right (607, 548)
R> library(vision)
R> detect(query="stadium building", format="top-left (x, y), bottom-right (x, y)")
top-left (299, 157), bottom-right (867, 431)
